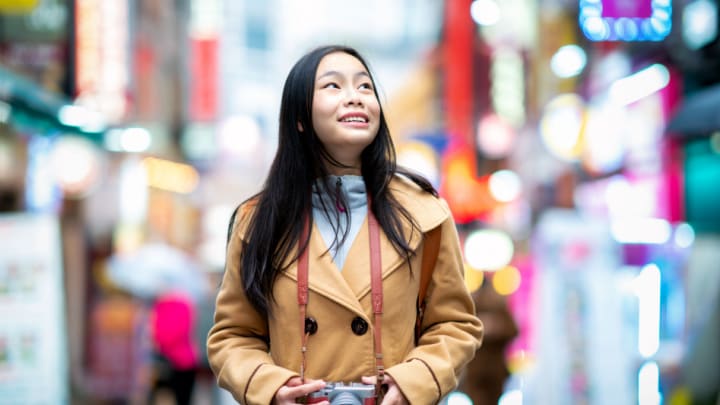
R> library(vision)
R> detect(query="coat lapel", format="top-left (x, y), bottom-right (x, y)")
top-left (341, 213), bottom-right (423, 301)
top-left (279, 175), bottom-right (450, 313)
top-left (281, 222), bottom-right (365, 315)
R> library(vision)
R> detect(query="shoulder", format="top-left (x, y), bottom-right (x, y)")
top-left (229, 196), bottom-right (260, 242)
top-left (389, 174), bottom-right (451, 231)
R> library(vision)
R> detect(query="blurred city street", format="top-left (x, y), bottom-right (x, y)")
top-left (1, 0), bottom-right (720, 404)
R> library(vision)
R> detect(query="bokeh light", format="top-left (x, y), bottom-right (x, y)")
top-left (464, 229), bottom-right (514, 271)
top-left (492, 264), bottom-right (521, 295)
top-left (488, 169), bottom-right (522, 202)
top-left (539, 93), bottom-right (586, 161)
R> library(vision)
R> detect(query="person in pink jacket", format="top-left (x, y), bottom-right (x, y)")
top-left (149, 291), bottom-right (200, 405)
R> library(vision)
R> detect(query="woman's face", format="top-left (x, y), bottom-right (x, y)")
top-left (311, 51), bottom-right (381, 172)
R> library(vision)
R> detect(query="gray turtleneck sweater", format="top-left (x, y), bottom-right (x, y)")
top-left (311, 175), bottom-right (368, 271)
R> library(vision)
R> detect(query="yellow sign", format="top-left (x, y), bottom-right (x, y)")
top-left (0, 0), bottom-right (39, 14)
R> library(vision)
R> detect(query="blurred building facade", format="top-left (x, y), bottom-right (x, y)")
top-left (1, 0), bottom-right (720, 404)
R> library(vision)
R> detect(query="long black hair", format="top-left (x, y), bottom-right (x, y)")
top-left (237, 45), bottom-right (437, 317)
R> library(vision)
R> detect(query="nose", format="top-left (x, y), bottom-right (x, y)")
top-left (344, 88), bottom-right (363, 106)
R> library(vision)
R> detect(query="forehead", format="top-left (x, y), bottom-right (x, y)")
top-left (315, 52), bottom-right (369, 78)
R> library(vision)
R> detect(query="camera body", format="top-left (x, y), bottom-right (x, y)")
top-left (305, 382), bottom-right (376, 405)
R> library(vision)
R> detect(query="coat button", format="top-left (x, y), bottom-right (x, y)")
top-left (305, 317), bottom-right (318, 335)
top-left (351, 317), bottom-right (368, 335)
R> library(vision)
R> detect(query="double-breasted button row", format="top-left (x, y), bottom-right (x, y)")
top-left (304, 316), bottom-right (369, 336)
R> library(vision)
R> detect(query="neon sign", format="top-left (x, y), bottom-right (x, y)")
top-left (579, 0), bottom-right (672, 41)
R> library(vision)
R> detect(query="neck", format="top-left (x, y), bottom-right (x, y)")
top-left (328, 167), bottom-right (362, 176)
top-left (324, 158), bottom-right (362, 176)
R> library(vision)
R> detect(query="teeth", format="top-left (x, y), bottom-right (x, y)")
top-left (342, 117), bottom-right (366, 123)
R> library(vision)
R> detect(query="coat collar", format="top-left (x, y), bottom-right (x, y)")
top-left (233, 175), bottom-right (451, 315)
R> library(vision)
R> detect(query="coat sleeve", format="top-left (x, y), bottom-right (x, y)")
top-left (385, 205), bottom-right (484, 404)
top-left (207, 209), bottom-right (298, 404)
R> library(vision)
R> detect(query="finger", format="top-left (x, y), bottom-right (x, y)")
top-left (361, 375), bottom-right (376, 385)
top-left (278, 380), bottom-right (326, 402)
top-left (383, 385), bottom-right (409, 405)
top-left (295, 379), bottom-right (327, 396)
top-left (285, 376), bottom-right (304, 387)
top-left (380, 388), bottom-right (398, 405)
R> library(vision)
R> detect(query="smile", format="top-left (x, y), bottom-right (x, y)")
top-left (339, 113), bottom-right (369, 123)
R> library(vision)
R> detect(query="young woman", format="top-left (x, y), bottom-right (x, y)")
top-left (207, 45), bottom-right (483, 405)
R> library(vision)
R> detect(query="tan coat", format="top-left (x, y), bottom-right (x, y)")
top-left (207, 176), bottom-right (483, 404)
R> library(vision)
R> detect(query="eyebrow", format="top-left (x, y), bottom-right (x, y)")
top-left (316, 70), bottom-right (371, 81)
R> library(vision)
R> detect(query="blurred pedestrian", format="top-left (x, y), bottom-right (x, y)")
top-left (458, 280), bottom-right (518, 405)
top-left (148, 290), bottom-right (200, 405)
top-left (207, 44), bottom-right (483, 405)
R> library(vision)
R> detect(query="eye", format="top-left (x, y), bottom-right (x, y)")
top-left (359, 82), bottom-right (373, 91)
top-left (322, 82), bottom-right (340, 89)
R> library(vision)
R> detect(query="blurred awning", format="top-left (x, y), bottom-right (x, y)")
top-left (667, 82), bottom-right (720, 137)
top-left (0, 65), bottom-right (66, 118)
top-left (0, 66), bottom-right (104, 140)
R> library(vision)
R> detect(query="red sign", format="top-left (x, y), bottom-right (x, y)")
top-left (189, 37), bottom-right (218, 121)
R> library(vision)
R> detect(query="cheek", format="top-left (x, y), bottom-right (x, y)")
top-left (368, 98), bottom-right (381, 117)
top-left (369, 101), bottom-right (382, 129)
top-left (312, 98), bottom-right (336, 123)
top-left (311, 100), bottom-right (332, 131)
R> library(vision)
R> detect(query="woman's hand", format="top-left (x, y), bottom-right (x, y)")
top-left (273, 377), bottom-right (328, 405)
top-left (361, 374), bottom-right (408, 405)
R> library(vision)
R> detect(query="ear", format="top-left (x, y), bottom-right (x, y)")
top-left (297, 121), bottom-right (304, 132)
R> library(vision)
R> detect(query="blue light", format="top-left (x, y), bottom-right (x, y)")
top-left (579, 0), bottom-right (673, 41)
top-left (25, 136), bottom-right (62, 213)
top-left (583, 16), bottom-right (611, 41)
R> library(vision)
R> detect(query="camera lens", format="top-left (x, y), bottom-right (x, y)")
top-left (330, 392), bottom-right (363, 405)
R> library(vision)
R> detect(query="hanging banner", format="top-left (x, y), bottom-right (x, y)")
top-left (0, 213), bottom-right (69, 404)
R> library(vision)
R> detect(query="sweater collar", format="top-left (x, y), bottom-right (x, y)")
top-left (312, 175), bottom-right (367, 212)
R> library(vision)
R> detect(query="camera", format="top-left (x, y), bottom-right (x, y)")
top-left (303, 382), bottom-right (376, 405)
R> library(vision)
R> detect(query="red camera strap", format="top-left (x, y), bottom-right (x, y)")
top-left (298, 219), bottom-right (310, 382)
top-left (297, 206), bottom-right (384, 392)
top-left (368, 211), bottom-right (385, 392)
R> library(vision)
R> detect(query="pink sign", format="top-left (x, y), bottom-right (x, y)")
top-left (602, 0), bottom-right (653, 18)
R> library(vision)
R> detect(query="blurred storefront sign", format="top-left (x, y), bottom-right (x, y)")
top-left (189, 0), bottom-right (220, 122)
top-left (0, 0), bottom-right (70, 117)
top-left (0, 0), bottom-right (70, 105)
top-left (444, 0), bottom-right (475, 146)
top-left (0, 213), bottom-right (69, 404)
top-left (189, 37), bottom-right (218, 121)
top-left (74, 0), bottom-right (129, 124)
top-left (579, 0), bottom-right (672, 41)
top-left (0, 0), bottom-right (66, 41)
top-left (490, 48), bottom-right (526, 128)
top-left (0, 0), bottom-right (108, 140)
